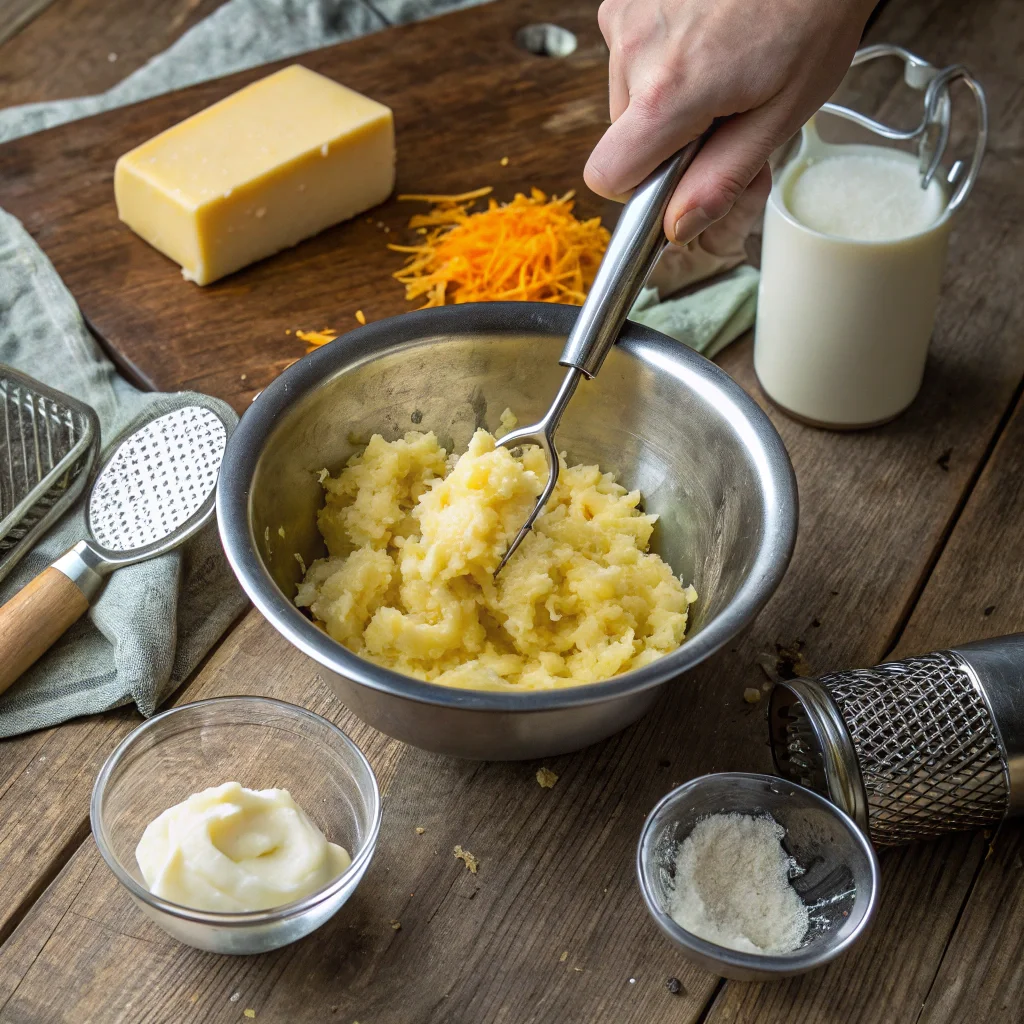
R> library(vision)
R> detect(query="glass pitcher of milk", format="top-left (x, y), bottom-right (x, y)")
top-left (754, 46), bottom-right (987, 428)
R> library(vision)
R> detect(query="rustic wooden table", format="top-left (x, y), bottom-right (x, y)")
top-left (1, 0), bottom-right (1022, 1022)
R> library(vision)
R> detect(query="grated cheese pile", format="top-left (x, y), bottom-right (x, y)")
top-left (388, 187), bottom-right (610, 307)
top-left (669, 813), bottom-right (809, 954)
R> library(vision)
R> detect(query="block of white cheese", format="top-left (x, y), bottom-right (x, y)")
top-left (114, 65), bottom-right (395, 285)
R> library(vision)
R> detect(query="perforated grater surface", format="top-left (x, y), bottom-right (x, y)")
top-left (0, 367), bottom-right (99, 583)
top-left (86, 405), bottom-right (226, 556)
top-left (0, 403), bottom-right (231, 696)
top-left (769, 635), bottom-right (1024, 846)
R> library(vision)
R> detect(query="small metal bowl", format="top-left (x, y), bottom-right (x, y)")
top-left (637, 772), bottom-right (879, 981)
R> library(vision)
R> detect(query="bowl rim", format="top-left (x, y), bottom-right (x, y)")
top-left (217, 302), bottom-right (798, 712)
top-left (635, 771), bottom-right (881, 977)
top-left (90, 695), bottom-right (382, 926)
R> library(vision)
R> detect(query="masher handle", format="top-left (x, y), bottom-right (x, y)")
top-left (559, 130), bottom-right (712, 378)
top-left (0, 567), bottom-right (90, 696)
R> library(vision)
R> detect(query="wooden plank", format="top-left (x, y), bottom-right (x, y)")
top-left (0, 708), bottom-right (132, 947)
top-left (4, 164), bottom-right (1024, 1024)
top-left (0, 0), bottom-right (59, 50)
top-left (0, 0), bottom-right (1022, 1021)
top-left (904, 395), bottom-right (1024, 1024)
top-left (897, 397), bottom-right (1024, 658)
top-left (0, 0), bottom-right (620, 409)
top-left (699, 0), bottom-right (1024, 1018)
top-left (919, 823), bottom-right (1024, 1024)
top-left (0, 0), bottom-right (227, 110)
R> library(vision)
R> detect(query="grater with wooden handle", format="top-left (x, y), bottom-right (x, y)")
top-left (0, 404), bottom-right (231, 695)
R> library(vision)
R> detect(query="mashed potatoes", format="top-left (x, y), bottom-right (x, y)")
top-left (294, 418), bottom-right (696, 691)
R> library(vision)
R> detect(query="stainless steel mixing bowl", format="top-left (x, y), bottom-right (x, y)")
top-left (217, 303), bottom-right (797, 759)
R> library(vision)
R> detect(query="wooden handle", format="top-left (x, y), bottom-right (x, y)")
top-left (0, 567), bottom-right (90, 696)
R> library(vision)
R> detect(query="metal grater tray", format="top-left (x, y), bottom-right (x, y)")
top-left (0, 366), bottom-right (100, 584)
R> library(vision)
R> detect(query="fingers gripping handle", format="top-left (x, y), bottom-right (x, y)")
top-left (559, 131), bottom-right (710, 378)
top-left (0, 567), bottom-right (91, 696)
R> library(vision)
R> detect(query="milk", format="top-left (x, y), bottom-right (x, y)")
top-left (754, 134), bottom-right (952, 428)
top-left (787, 152), bottom-right (947, 242)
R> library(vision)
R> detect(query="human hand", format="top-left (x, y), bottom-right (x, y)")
top-left (646, 170), bottom-right (771, 297)
top-left (585, 0), bottom-right (876, 245)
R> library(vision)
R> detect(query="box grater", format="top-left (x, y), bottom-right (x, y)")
top-left (0, 367), bottom-right (99, 584)
top-left (769, 634), bottom-right (1024, 846)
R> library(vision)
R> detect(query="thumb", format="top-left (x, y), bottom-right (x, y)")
top-left (667, 106), bottom-right (786, 244)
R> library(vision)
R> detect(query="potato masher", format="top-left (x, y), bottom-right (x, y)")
top-left (0, 404), bottom-right (231, 695)
top-left (495, 132), bottom-right (711, 573)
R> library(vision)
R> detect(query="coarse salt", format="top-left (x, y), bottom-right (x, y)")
top-left (668, 812), bottom-right (808, 954)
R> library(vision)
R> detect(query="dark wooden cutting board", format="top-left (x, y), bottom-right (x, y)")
top-left (0, 0), bottom-right (616, 413)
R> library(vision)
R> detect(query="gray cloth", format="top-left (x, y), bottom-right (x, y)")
top-left (0, 211), bottom-right (247, 736)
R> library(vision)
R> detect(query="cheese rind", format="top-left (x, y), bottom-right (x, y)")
top-left (114, 65), bottom-right (395, 285)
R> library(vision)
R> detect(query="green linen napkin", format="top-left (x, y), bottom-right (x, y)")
top-left (630, 264), bottom-right (760, 359)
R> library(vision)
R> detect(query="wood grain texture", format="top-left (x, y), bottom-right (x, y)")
top-left (0, 568), bottom-right (90, 696)
top-left (0, 708), bottom-right (137, 946)
top-left (0, 0), bottom-right (1023, 1020)
top-left (0, 0), bottom-right (60, 49)
top-left (902, 397), bottom-right (1024, 1024)
top-left (0, 0), bottom-right (228, 110)
top-left (4, 201), bottom-right (1024, 1024)
top-left (918, 823), bottom-right (1024, 1024)
top-left (0, 0), bottom-right (619, 404)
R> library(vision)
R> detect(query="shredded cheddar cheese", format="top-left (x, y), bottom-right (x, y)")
top-left (296, 328), bottom-right (338, 352)
top-left (388, 187), bottom-right (610, 307)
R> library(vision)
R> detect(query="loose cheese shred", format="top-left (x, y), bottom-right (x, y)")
top-left (388, 187), bottom-right (610, 308)
top-left (296, 328), bottom-right (338, 352)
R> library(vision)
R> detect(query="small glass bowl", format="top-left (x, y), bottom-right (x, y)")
top-left (637, 772), bottom-right (879, 981)
top-left (91, 696), bottom-right (381, 954)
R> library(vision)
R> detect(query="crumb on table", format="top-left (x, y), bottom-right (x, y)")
top-left (453, 845), bottom-right (479, 873)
